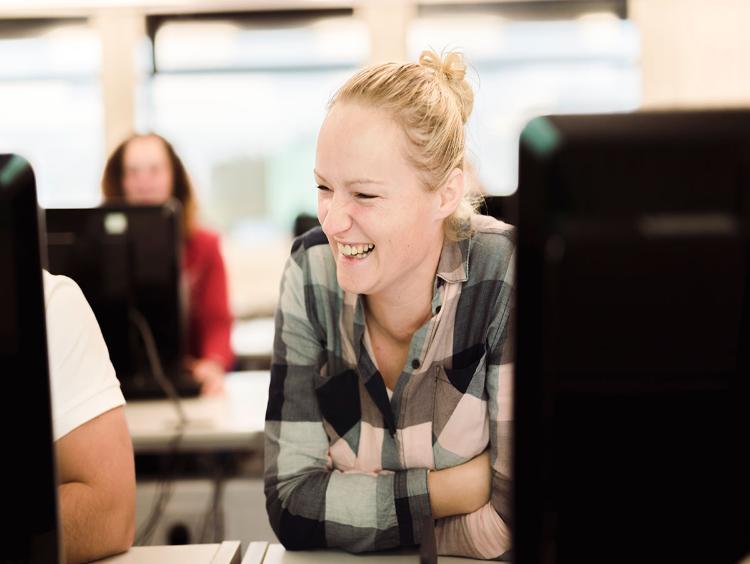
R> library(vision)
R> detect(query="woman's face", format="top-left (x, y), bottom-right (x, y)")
top-left (315, 102), bottom-right (446, 298)
top-left (121, 136), bottom-right (174, 205)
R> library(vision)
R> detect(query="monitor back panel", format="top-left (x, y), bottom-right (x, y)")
top-left (515, 110), bottom-right (750, 564)
top-left (0, 154), bottom-right (61, 563)
top-left (45, 204), bottom-right (188, 398)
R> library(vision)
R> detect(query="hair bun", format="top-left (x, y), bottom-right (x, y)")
top-left (419, 49), bottom-right (467, 82)
top-left (418, 49), bottom-right (474, 124)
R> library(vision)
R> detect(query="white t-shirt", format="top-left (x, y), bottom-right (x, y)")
top-left (43, 271), bottom-right (125, 441)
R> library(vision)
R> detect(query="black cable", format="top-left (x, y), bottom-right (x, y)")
top-left (128, 308), bottom-right (188, 545)
top-left (198, 456), bottom-right (226, 543)
top-left (197, 459), bottom-right (214, 543)
top-left (213, 468), bottom-right (225, 543)
top-left (128, 309), bottom-right (186, 424)
top-left (135, 433), bottom-right (184, 545)
top-left (213, 461), bottom-right (226, 542)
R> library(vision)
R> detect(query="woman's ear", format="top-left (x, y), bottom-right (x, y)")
top-left (436, 168), bottom-right (464, 220)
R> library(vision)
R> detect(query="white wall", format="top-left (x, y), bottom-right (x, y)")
top-left (630, 0), bottom-right (750, 108)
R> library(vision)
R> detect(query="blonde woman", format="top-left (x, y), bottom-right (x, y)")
top-left (264, 50), bottom-right (514, 560)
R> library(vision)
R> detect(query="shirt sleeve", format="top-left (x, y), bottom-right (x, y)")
top-left (44, 272), bottom-right (125, 441)
top-left (264, 245), bottom-right (433, 553)
top-left (195, 233), bottom-right (235, 370)
top-left (434, 247), bottom-right (515, 561)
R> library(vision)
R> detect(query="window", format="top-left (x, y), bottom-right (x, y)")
top-left (409, 3), bottom-right (640, 195)
top-left (0, 19), bottom-right (104, 207)
top-left (136, 11), bottom-right (369, 317)
top-left (137, 12), bottom-right (369, 239)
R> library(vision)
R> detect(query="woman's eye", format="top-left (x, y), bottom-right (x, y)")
top-left (354, 193), bottom-right (377, 200)
top-left (316, 185), bottom-right (331, 193)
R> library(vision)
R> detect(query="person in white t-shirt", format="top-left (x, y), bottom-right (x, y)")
top-left (44, 270), bottom-right (135, 563)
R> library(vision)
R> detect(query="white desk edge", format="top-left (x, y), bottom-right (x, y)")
top-left (95, 540), bottom-right (241, 564)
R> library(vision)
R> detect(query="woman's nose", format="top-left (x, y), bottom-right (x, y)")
top-left (320, 196), bottom-right (352, 237)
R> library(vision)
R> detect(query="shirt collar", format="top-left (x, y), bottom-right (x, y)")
top-left (436, 234), bottom-right (470, 284)
top-left (349, 229), bottom-right (471, 330)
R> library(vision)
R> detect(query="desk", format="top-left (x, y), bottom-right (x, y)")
top-left (96, 541), bottom-right (241, 563)
top-left (244, 543), bottom-right (487, 564)
top-left (125, 371), bottom-right (269, 454)
top-left (126, 371), bottom-right (275, 547)
top-left (232, 317), bottom-right (275, 370)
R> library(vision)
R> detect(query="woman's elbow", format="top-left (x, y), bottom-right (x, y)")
top-left (268, 505), bottom-right (327, 550)
top-left (278, 532), bottom-right (324, 552)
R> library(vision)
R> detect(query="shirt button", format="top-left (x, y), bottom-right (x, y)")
top-left (435, 305), bottom-right (441, 313)
top-left (411, 359), bottom-right (421, 369)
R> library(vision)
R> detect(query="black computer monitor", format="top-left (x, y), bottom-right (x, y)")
top-left (45, 202), bottom-right (197, 399)
top-left (0, 154), bottom-right (62, 563)
top-left (514, 110), bottom-right (750, 564)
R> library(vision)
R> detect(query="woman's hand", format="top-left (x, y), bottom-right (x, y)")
top-left (189, 358), bottom-right (226, 396)
top-left (427, 449), bottom-right (492, 519)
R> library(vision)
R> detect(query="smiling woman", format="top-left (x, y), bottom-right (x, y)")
top-left (264, 50), bottom-right (515, 560)
top-left (314, 102), bottom-right (452, 301)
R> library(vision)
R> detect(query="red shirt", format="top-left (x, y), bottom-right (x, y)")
top-left (183, 227), bottom-right (234, 370)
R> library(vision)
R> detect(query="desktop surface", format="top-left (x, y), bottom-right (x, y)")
top-left (95, 541), bottom-right (241, 564)
top-left (125, 370), bottom-right (269, 453)
top-left (255, 543), bottom-right (486, 564)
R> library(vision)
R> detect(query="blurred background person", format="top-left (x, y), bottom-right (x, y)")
top-left (101, 133), bottom-right (234, 395)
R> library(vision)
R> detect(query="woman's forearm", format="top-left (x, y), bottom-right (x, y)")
top-left (427, 450), bottom-right (492, 519)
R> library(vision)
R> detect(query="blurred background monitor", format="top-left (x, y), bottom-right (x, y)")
top-left (292, 212), bottom-right (321, 238)
top-left (0, 153), bottom-right (62, 563)
top-left (481, 194), bottom-right (518, 225)
top-left (45, 202), bottom-right (197, 399)
top-left (514, 110), bottom-right (750, 564)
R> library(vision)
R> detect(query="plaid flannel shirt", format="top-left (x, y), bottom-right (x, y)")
top-left (265, 214), bottom-right (515, 559)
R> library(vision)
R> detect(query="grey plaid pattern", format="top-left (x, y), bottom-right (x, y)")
top-left (265, 214), bottom-right (515, 559)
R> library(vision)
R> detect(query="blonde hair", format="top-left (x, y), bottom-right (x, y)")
top-left (330, 49), bottom-right (481, 241)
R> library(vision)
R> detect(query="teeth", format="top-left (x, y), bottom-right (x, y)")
top-left (340, 243), bottom-right (374, 258)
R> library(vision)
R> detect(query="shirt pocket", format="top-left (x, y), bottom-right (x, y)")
top-left (433, 343), bottom-right (490, 470)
